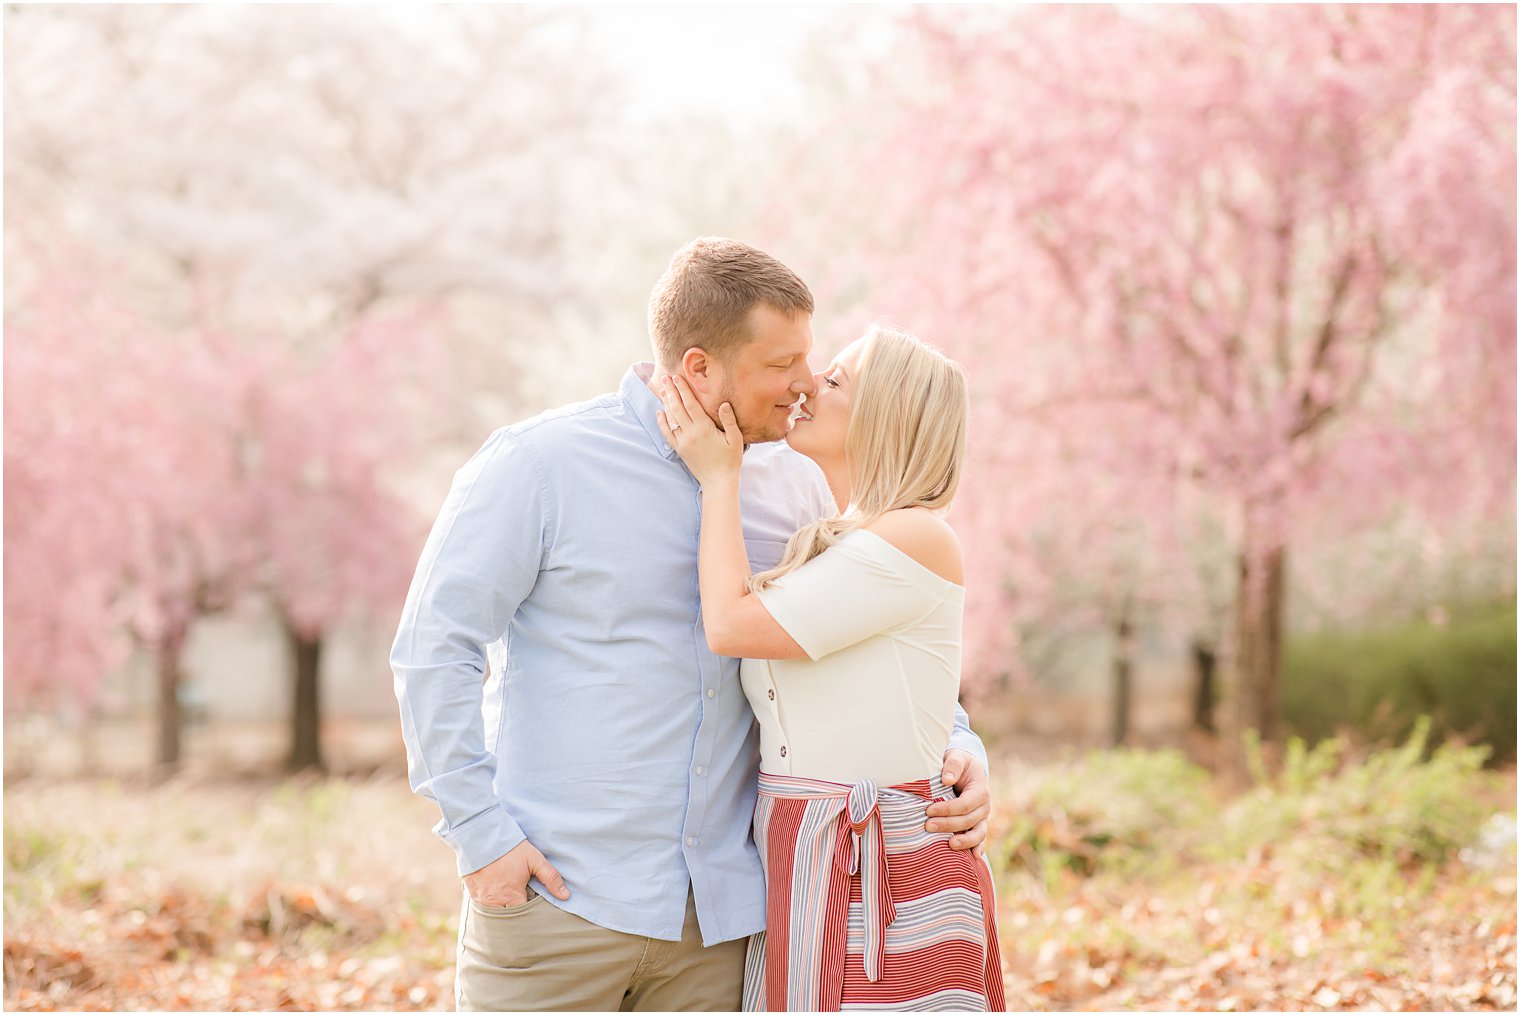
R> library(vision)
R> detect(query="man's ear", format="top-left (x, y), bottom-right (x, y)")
top-left (679, 347), bottom-right (721, 396)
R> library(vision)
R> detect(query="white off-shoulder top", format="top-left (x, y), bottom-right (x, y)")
top-left (739, 529), bottom-right (964, 786)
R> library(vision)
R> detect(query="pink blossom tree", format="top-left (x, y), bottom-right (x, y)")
top-left (239, 312), bottom-right (441, 772)
top-left (4, 278), bottom-right (134, 719)
top-left (7, 5), bottom-right (622, 772)
top-left (5, 267), bottom-right (251, 772)
top-left (773, 5), bottom-right (1516, 758)
top-left (5, 264), bottom-right (440, 774)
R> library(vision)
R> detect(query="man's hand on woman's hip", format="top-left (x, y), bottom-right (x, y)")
top-left (926, 750), bottom-right (992, 858)
top-left (464, 839), bottom-right (572, 908)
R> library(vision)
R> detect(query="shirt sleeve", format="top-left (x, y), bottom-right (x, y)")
top-left (947, 702), bottom-right (988, 771)
top-left (391, 428), bottom-right (547, 876)
top-left (756, 538), bottom-right (943, 661)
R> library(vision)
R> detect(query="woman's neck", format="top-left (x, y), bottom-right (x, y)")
top-left (816, 458), bottom-right (850, 513)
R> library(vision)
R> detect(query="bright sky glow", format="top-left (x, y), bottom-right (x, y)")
top-left (578, 4), bottom-right (902, 124)
top-left (380, 3), bottom-right (915, 126)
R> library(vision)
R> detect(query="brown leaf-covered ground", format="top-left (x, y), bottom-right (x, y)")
top-left (4, 759), bottom-right (1514, 1011)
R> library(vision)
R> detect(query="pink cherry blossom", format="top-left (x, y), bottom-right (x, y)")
top-left (771, 5), bottom-right (1516, 746)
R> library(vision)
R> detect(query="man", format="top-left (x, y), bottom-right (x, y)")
top-left (392, 238), bottom-right (992, 1012)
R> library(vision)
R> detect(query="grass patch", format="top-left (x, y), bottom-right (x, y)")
top-left (4, 750), bottom-right (1513, 1011)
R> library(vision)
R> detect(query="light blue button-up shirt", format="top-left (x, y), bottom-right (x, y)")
top-left (392, 364), bottom-right (987, 946)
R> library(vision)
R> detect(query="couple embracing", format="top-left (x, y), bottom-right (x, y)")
top-left (392, 238), bottom-right (1007, 1012)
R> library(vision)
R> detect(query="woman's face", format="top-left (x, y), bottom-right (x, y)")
top-left (786, 336), bottom-right (868, 464)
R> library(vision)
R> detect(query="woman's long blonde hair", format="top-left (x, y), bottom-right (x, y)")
top-left (749, 324), bottom-right (969, 591)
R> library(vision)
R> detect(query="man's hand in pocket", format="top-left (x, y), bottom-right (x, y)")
top-left (464, 839), bottom-right (571, 908)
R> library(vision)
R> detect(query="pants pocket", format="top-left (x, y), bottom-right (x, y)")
top-left (469, 886), bottom-right (540, 917)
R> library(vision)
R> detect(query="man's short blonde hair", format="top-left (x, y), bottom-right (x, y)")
top-left (647, 238), bottom-right (815, 370)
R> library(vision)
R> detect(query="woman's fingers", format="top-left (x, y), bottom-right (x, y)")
top-left (661, 376), bottom-right (737, 447)
top-left (670, 374), bottom-right (707, 422)
top-left (659, 380), bottom-right (689, 430)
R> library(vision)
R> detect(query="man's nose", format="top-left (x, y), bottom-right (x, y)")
top-left (791, 369), bottom-right (818, 399)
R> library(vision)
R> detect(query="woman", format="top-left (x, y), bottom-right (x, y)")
top-left (656, 324), bottom-right (1006, 1012)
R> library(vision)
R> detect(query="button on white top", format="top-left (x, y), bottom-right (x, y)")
top-left (706, 688), bottom-right (715, 699)
top-left (695, 766), bottom-right (704, 776)
top-left (685, 836), bottom-right (695, 846)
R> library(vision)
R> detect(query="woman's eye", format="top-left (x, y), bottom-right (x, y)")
top-left (825, 376), bottom-right (840, 388)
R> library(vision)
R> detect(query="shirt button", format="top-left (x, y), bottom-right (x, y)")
top-left (706, 688), bottom-right (715, 699)
top-left (779, 746), bottom-right (787, 758)
top-left (686, 836), bottom-right (695, 846)
top-left (695, 766), bottom-right (704, 776)
top-left (767, 689), bottom-right (775, 700)
top-left (663, 443), bottom-right (672, 452)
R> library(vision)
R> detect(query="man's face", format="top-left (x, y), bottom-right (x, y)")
top-left (707, 304), bottom-right (817, 444)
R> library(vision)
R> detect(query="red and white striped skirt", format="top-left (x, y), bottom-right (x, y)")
top-left (742, 771), bottom-right (1006, 1012)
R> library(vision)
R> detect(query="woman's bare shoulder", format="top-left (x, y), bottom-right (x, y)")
top-left (863, 508), bottom-right (964, 584)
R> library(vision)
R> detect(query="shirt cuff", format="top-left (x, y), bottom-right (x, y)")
top-left (439, 803), bottom-right (528, 877)
top-left (946, 728), bottom-right (989, 773)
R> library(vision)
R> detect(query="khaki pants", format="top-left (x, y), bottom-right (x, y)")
top-left (455, 889), bottom-right (748, 1012)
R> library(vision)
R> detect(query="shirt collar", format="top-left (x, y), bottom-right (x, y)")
top-left (621, 362), bottom-right (681, 460)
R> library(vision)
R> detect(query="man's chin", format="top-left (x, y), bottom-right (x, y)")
top-left (740, 426), bottom-right (791, 445)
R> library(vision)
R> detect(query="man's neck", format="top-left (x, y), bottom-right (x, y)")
top-left (638, 361), bottom-right (663, 394)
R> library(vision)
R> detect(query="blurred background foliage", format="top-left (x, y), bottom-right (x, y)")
top-left (990, 719), bottom-right (1505, 888)
top-left (6, 8), bottom-right (1514, 1009)
top-left (3, 4), bottom-right (1514, 776)
top-left (1284, 600), bottom-right (1518, 764)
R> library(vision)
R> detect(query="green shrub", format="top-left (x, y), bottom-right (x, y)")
top-left (991, 748), bottom-right (1214, 883)
top-left (990, 722), bottom-right (1506, 886)
top-left (1214, 719), bottom-right (1500, 870)
top-left (1283, 600), bottom-right (1517, 763)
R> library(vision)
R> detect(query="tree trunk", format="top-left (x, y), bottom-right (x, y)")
top-left (77, 707), bottom-right (100, 778)
top-left (1231, 544), bottom-right (1287, 756)
top-left (1191, 639), bottom-right (1218, 734)
top-left (286, 620), bottom-right (325, 773)
top-left (1111, 606), bottom-right (1135, 747)
top-left (154, 627), bottom-right (187, 778)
